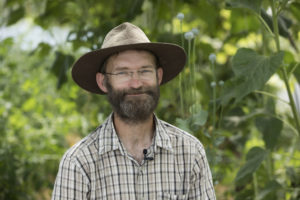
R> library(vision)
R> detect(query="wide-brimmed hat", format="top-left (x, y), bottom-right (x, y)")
top-left (72, 22), bottom-right (186, 94)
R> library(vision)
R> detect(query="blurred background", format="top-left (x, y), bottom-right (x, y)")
top-left (0, 0), bottom-right (300, 199)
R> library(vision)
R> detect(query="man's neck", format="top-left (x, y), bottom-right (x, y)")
top-left (113, 113), bottom-right (155, 163)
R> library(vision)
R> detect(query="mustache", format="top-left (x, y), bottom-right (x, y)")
top-left (122, 87), bottom-right (155, 96)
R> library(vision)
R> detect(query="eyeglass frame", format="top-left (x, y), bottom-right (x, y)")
top-left (103, 67), bottom-right (158, 82)
top-left (98, 50), bottom-right (161, 82)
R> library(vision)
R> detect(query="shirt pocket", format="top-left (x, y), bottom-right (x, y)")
top-left (159, 192), bottom-right (187, 200)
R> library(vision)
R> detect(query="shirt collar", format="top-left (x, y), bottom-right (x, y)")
top-left (98, 113), bottom-right (121, 155)
top-left (98, 113), bottom-right (173, 155)
top-left (153, 115), bottom-right (173, 151)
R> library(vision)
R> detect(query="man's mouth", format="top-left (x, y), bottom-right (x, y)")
top-left (125, 93), bottom-right (147, 97)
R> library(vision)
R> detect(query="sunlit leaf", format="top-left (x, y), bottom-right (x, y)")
top-left (255, 116), bottom-right (283, 150)
top-left (22, 98), bottom-right (37, 112)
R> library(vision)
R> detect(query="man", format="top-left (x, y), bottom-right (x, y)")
top-left (52, 22), bottom-right (216, 200)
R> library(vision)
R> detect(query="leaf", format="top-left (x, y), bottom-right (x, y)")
top-left (189, 104), bottom-right (208, 127)
top-left (30, 43), bottom-right (52, 57)
top-left (255, 116), bottom-right (283, 150)
top-left (261, 9), bottom-right (292, 38)
top-left (257, 180), bottom-right (282, 200)
top-left (293, 63), bottom-right (300, 84)
top-left (235, 146), bottom-right (266, 184)
top-left (192, 110), bottom-right (208, 127)
top-left (51, 52), bottom-right (74, 89)
top-left (7, 6), bottom-right (25, 26)
top-left (221, 48), bottom-right (284, 105)
top-left (175, 105), bottom-right (207, 133)
top-left (290, 2), bottom-right (300, 22)
top-left (225, 0), bottom-right (262, 13)
top-left (175, 118), bottom-right (192, 133)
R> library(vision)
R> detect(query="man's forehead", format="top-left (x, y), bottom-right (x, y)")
top-left (106, 49), bottom-right (157, 68)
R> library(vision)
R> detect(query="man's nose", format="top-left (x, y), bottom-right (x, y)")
top-left (128, 72), bottom-right (143, 88)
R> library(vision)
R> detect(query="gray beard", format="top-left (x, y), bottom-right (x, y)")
top-left (105, 81), bottom-right (160, 124)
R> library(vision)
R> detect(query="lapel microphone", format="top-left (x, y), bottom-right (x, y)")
top-left (143, 149), bottom-right (154, 161)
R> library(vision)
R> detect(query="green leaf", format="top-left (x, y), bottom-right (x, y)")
top-left (225, 0), bottom-right (262, 13)
top-left (175, 118), bottom-right (192, 133)
top-left (7, 6), bottom-right (25, 26)
top-left (257, 180), bottom-right (282, 200)
top-left (30, 43), bottom-right (52, 57)
top-left (261, 9), bottom-right (293, 38)
top-left (286, 167), bottom-right (300, 187)
top-left (235, 146), bottom-right (266, 184)
top-left (290, 2), bottom-right (300, 22)
top-left (255, 116), bottom-right (283, 150)
top-left (192, 110), bottom-right (208, 127)
top-left (293, 63), bottom-right (300, 84)
top-left (221, 48), bottom-right (284, 105)
top-left (51, 52), bottom-right (74, 89)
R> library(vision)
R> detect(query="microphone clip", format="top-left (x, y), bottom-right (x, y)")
top-left (143, 149), bottom-right (154, 161)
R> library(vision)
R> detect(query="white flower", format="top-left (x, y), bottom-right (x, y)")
top-left (210, 82), bottom-right (216, 88)
top-left (176, 13), bottom-right (184, 20)
top-left (209, 53), bottom-right (216, 63)
top-left (191, 28), bottom-right (199, 35)
top-left (219, 80), bottom-right (224, 86)
top-left (87, 31), bottom-right (94, 38)
top-left (184, 31), bottom-right (194, 40)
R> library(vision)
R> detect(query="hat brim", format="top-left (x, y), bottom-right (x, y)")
top-left (72, 42), bottom-right (186, 94)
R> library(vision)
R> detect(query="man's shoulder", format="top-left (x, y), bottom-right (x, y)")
top-left (158, 119), bottom-right (203, 148)
top-left (61, 126), bottom-right (101, 163)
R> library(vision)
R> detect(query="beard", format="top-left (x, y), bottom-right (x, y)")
top-left (105, 80), bottom-right (160, 124)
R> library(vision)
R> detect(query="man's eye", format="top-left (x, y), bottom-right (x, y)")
top-left (140, 70), bottom-right (153, 74)
top-left (117, 71), bottom-right (129, 76)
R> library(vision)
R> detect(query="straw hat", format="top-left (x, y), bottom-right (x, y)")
top-left (72, 22), bottom-right (186, 94)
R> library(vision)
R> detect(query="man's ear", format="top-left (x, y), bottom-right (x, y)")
top-left (157, 67), bottom-right (163, 85)
top-left (96, 72), bottom-right (108, 93)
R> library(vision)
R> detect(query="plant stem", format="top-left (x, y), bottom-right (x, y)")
top-left (257, 14), bottom-right (275, 37)
top-left (254, 90), bottom-right (289, 105)
top-left (270, 0), bottom-right (300, 136)
top-left (266, 150), bottom-right (274, 180)
top-left (179, 74), bottom-right (184, 116)
top-left (188, 39), bottom-right (193, 107)
top-left (253, 172), bottom-right (258, 200)
top-left (211, 61), bottom-right (217, 130)
top-left (180, 21), bottom-right (184, 48)
top-left (192, 38), bottom-right (196, 89)
top-left (179, 20), bottom-right (184, 116)
top-left (281, 68), bottom-right (300, 133)
top-left (270, 0), bottom-right (280, 51)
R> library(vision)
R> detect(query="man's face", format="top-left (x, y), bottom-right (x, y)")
top-left (97, 50), bottom-right (163, 123)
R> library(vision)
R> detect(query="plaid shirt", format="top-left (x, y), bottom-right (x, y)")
top-left (52, 114), bottom-right (216, 200)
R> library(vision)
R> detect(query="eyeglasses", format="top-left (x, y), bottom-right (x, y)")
top-left (104, 68), bottom-right (156, 82)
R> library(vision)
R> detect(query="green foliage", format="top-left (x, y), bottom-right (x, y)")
top-left (221, 48), bottom-right (284, 104)
top-left (51, 51), bottom-right (74, 89)
top-left (255, 116), bottom-right (283, 150)
top-left (235, 147), bottom-right (266, 185)
top-left (226, 0), bottom-right (262, 13)
top-left (1, 0), bottom-right (300, 199)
